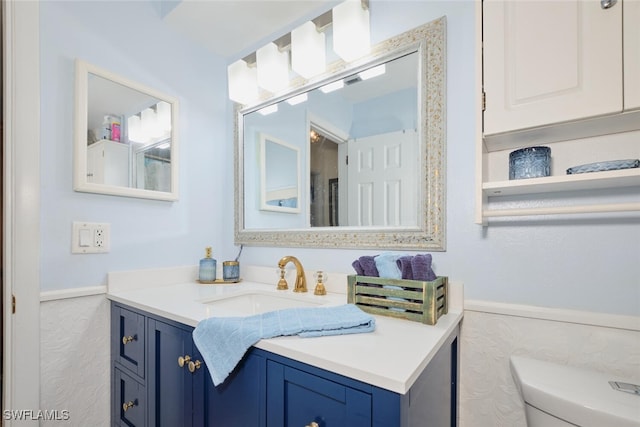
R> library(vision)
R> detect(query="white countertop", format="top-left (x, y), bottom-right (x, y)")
top-left (107, 267), bottom-right (463, 394)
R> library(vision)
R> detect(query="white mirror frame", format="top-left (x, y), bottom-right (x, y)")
top-left (235, 17), bottom-right (446, 250)
top-left (259, 133), bottom-right (301, 213)
top-left (74, 59), bottom-right (179, 201)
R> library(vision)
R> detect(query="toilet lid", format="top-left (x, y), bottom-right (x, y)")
top-left (510, 356), bottom-right (640, 427)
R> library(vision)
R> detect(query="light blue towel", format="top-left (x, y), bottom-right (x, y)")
top-left (193, 304), bottom-right (375, 386)
top-left (374, 252), bottom-right (403, 279)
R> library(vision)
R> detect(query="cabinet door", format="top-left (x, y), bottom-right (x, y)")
top-left (483, 0), bottom-right (622, 135)
top-left (112, 304), bottom-right (145, 378)
top-left (266, 360), bottom-right (372, 427)
top-left (201, 350), bottom-right (266, 427)
top-left (147, 318), bottom-right (202, 427)
top-left (624, 0), bottom-right (640, 110)
top-left (114, 368), bottom-right (146, 427)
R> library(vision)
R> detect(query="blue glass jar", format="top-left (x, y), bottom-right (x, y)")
top-left (509, 146), bottom-right (551, 180)
top-left (199, 247), bottom-right (216, 282)
top-left (223, 261), bottom-right (240, 281)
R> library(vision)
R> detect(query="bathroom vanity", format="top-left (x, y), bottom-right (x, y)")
top-left (108, 276), bottom-right (462, 427)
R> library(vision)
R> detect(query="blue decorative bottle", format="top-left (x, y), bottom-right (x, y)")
top-left (199, 247), bottom-right (217, 282)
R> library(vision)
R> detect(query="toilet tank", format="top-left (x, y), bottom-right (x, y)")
top-left (510, 355), bottom-right (640, 427)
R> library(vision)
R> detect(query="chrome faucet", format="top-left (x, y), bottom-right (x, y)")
top-left (277, 256), bottom-right (307, 293)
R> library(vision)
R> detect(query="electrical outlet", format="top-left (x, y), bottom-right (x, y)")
top-left (72, 222), bottom-right (110, 253)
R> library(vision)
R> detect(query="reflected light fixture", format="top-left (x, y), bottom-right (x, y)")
top-left (291, 21), bottom-right (326, 79)
top-left (319, 80), bottom-right (344, 94)
top-left (258, 104), bottom-right (279, 116)
top-left (127, 114), bottom-right (143, 143)
top-left (156, 101), bottom-right (172, 133)
top-left (332, 0), bottom-right (370, 62)
top-left (286, 93), bottom-right (308, 106)
top-left (228, 59), bottom-right (258, 105)
top-left (359, 63), bottom-right (386, 80)
top-left (257, 42), bottom-right (289, 93)
top-left (141, 107), bottom-right (156, 141)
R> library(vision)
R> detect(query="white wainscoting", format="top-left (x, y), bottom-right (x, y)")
top-left (459, 301), bottom-right (640, 427)
top-left (40, 293), bottom-right (110, 426)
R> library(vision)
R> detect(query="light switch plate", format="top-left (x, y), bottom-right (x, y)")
top-left (72, 222), bottom-right (110, 254)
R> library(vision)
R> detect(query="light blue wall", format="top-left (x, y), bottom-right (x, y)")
top-left (39, 1), bottom-right (233, 290)
top-left (39, 1), bottom-right (639, 316)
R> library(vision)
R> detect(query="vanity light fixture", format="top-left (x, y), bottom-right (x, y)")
top-left (257, 42), bottom-right (290, 93)
top-left (228, 59), bottom-right (259, 105)
top-left (332, 0), bottom-right (370, 62)
top-left (258, 104), bottom-right (279, 116)
top-left (291, 21), bottom-right (326, 79)
top-left (286, 93), bottom-right (308, 106)
top-left (156, 101), bottom-right (172, 133)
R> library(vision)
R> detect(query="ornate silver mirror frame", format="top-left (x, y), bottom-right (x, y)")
top-left (234, 17), bottom-right (446, 250)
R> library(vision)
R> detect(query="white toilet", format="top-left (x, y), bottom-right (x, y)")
top-left (510, 355), bottom-right (640, 427)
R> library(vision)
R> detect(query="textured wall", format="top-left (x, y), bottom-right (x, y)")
top-left (40, 295), bottom-right (110, 426)
top-left (459, 308), bottom-right (640, 427)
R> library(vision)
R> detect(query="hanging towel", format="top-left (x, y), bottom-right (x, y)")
top-left (396, 256), bottom-right (414, 279)
top-left (193, 304), bottom-right (375, 386)
top-left (358, 256), bottom-right (379, 277)
top-left (411, 254), bottom-right (436, 281)
top-left (374, 252), bottom-right (403, 279)
top-left (351, 260), bottom-right (365, 276)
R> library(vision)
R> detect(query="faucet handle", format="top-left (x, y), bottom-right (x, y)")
top-left (276, 267), bottom-right (288, 290)
top-left (313, 271), bottom-right (327, 296)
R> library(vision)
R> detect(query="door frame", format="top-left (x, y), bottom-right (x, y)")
top-left (3, 0), bottom-right (41, 422)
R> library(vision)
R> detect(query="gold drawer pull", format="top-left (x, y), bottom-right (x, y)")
top-left (122, 335), bottom-right (136, 345)
top-left (188, 360), bottom-right (202, 373)
top-left (177, 355), bottom-right (191, 368)
top-left (122, 400), bottom-right (137, 412)
top-left (305, 422), bottom-right (319, 427)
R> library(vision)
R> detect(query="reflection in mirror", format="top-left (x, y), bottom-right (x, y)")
top-left (235, 17), bottom-right (446, 250)
top-left (260, 133), bottom-right (300, 213)
top-left (74, 59), bottom-right (179, 201)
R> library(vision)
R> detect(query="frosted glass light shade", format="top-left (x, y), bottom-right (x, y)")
top-left (333, 1), bottom-right (370, 62)
top-left (228, 59), bottom-right (258, 105)
top-left (291, 21), bottom-right (326, 79)
top-left (156, 101), bottom-right (172, 133)
top-left (127, 115), bottom-right (143, 143)
top-left (141, 108), bottom-right (156, 141)
top-left (257, 42), bottom-right (289, 93)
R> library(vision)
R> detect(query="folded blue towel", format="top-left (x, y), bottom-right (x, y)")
top-left (374, 252), bottom-right (403, 279)
top-left (396, 255), bottom-right (414, 279)
top-left (193, 304), bottom-right (375, 386)
top-left (358, 256), bottom-right (379, 276)
top-left (412, 253), bottom-right (436, 281)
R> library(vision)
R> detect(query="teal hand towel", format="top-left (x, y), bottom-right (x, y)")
top-left (193, 304), bottom-right (375, 386)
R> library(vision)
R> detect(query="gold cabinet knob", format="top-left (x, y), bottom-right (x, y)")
top-left (177, 355), bottom-right (191, 368)
top-left (122, 335), bottom-right (135, 345)
top-left (188, 360), bottom-right (202, 373)
top-left (122, 400), bottom-right (137, 412)
top-left (305, 422), bottom-right (319, 427)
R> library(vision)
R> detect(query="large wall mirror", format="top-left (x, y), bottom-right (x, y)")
top-left (235, 17), bottom-right (446, 250)
top-left (74, 59), bottom-right (179, 201)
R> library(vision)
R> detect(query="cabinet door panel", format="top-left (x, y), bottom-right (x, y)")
top-left (114, 368), bottom-right (146, 427)
top-left (203, 351), bottom-right (266, 427)
top-left (112, 305), bottom-right (145, 378)
top-left (267, 360), bottom-right (372, 427)
top-left (624, 0), bottom-right (640, 110)
top-left (483, 0), bottom-right (622, 134)
top-left (147, 319), bottom-right (195, 427)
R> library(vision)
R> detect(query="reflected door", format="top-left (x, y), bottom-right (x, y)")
top-left (347, 130), bottom-right (417, 226)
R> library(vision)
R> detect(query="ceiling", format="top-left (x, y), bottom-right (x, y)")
top-left (162, 0), bottom-right (338, 59)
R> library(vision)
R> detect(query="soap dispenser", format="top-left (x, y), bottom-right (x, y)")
top-left (199, 247), bottom-right (217, 282)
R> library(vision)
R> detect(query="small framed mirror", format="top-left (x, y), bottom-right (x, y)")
top-left (74, 59), bottom-right (179, 201)
top-left (259, 133), bottom-right (301, 213)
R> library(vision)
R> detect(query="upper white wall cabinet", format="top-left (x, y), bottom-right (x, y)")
top-left (483, 0), bottom-right (624, 136)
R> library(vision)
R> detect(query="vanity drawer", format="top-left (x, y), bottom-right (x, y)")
top-left (114, 367), bottom-right (146, 427)
top-left (111, 304), bottom-right (145, 378)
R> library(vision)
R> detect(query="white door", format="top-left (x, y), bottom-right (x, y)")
top-left (347, 130), bottom-right (417, 227)
top-left (483, 0), bottom-right (622, 135)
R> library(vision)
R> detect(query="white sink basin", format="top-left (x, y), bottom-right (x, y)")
top-left (202, 291), bottom-right (326, 316)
